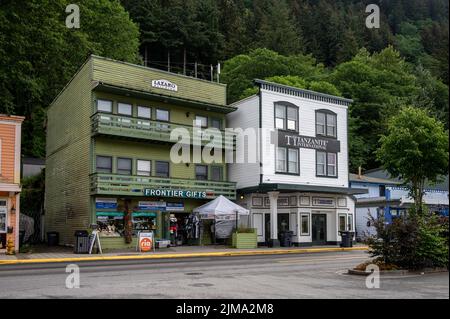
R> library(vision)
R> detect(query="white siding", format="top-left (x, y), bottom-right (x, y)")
top-left (227, 95), bottom-right (260, 189)
top-left (260, 89), bottom-right (349, 188)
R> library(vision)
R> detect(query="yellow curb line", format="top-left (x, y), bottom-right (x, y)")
top-left (0, 246), bottom-right (368, 265)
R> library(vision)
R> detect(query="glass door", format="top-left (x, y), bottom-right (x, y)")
top-left (312, 214), bottom-right (327, 244)
top-left (0, 200), bottom-right (7, 233)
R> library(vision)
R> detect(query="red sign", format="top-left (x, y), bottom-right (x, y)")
top-left (138, 232), bottom-right (154, 252)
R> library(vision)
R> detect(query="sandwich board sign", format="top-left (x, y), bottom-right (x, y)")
top-left (137, 231), bottom-right (155, 253)
top-left (88, 229), bottom-right (102, 254)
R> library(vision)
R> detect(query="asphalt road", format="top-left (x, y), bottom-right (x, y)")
top-left (0, 251), bottom-right (448, 299)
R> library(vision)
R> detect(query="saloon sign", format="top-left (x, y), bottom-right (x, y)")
top-left (278, 130), bottom-right (340, 153)
top-left (151, 79), bottom-right (178, 92)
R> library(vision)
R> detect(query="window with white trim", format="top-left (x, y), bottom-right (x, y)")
top-left (276, 147), bottom-right (299, 174)
top-left (316, 151), bottom-right (337, 177)
top-left (275, 103), bottom-right (298, 131)
top-left (316, 111), bottom-right (337, 138)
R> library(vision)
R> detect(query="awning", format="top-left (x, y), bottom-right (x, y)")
top-left (238, 183), bottom-right (368, 195)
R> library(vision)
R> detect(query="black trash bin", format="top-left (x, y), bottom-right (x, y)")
top-left (74, 230), bottom-right (90, 254)
top-left (339, 231), bottom-right (354, 247)
top-left (279, 231), bottom-right (293, 247)
top-left (47, 231), bottom-right (59, 246)
top-left (19, 230), bottom-right (26, 247)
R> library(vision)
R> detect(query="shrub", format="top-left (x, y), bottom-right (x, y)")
top-left (366, 208), bottom-right (449, 270)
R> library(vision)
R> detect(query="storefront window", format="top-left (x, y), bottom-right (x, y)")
top-left (132, 212), bottom-right (157, 236)
top-left (211, 166), bottom-right (223, 181)
top-left (155, 161), bottom-right (169, 178)
top-left (97, 212), bottom-right (124, 237)
top-left (96, 156), bottom-right (112, 173)
top-left (0, 200), bottom-right (7, 233)
top-left (339, 214), bottom-right (347, 232)
top-left (347, 214), bottom-right (353, 231)
top-left (117, 157), bottom-right (132, 175)
top-left (195, 165), bottom-right (208, 180)
top-left (301, 214), bottom-right (309, 235)
top-left (137, 160), bottom-right (151, 176)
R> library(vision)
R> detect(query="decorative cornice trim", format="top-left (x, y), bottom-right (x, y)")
top-left (255, 79), bottom-right (353, 106)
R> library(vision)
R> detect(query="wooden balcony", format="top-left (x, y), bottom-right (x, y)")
top-left (91, 113), bottom-right (234, 149)
top-left (90, 173), bottom-right (236, 200)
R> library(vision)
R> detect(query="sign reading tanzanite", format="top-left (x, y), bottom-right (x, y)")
top-left (277, 130), bottom-right (340, 153)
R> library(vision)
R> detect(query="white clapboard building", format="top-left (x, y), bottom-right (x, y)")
top-left (227, 79), bottom-right (366, 246)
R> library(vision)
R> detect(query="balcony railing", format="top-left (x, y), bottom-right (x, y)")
top-left (91, 113), bottom-right (234, 149)
top-left (90, 173), bottom-right (236, 200)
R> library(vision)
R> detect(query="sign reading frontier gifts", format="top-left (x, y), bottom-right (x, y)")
top-left (277, 130), bottom-right (341, 153)
top-left (143, 188), bottom-right (209, 199)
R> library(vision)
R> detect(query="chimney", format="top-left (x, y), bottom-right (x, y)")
top-left (358, 166), bottom-right (362, 179)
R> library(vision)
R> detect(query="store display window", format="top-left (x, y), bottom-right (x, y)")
top-left (132, 212), bottom-right (157, 236)
top-left (96, 212), bottom-right (124, 237)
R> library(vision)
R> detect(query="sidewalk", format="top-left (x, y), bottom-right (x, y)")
top-left (0, 244), bottom-right (368, 265)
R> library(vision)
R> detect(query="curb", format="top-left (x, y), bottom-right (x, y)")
top-left (0, 246), bottom-right (368, 265)
top-left (348, 267), bottom-right (448, 276)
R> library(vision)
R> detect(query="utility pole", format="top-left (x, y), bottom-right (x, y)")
top-left (217, 63), bottom-right (221, 83)
top-left (194, 62), bottom-right (198, 78)
top-left (167, 50), bottom-right (171, 72)
top-left (210, 64), bottom-right (213, 82)
top-left (183, 48), bottom-right (186, 75)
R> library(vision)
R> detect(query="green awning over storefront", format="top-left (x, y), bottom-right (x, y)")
top-left (132, 211), bottom-right (157, 217)
top-left (96, 211), bottom-right (124, 217)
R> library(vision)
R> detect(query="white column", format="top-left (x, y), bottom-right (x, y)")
top-left (268, 191), bottom-right (280, 247)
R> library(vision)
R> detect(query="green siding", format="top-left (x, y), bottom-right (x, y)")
top-left (94, 91), bottom-right (226, 127)
top-left (94, 138), bottom-right (227, 179)
top-left (45, 59), bottom-right (93, 245)
top-left (91, 56), bottom-right (227, 106)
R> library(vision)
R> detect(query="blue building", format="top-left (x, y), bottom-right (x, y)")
top-left (349, 168), bottom-right (449, 240)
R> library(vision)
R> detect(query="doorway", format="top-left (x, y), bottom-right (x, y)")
top-left (312, 214), bottom-right (327, 244)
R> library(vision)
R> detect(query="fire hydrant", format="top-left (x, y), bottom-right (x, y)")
top-left (5, 237), bottom-right (15, 255)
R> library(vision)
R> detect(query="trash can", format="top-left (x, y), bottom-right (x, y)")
top-left (74, 230), bottom-right (90, 254)
top-left (19, 230), bottom-right (26, 247)
top-left (47, 231), bottom-right (59, 246)
top-left (339, 231), bottom-right (354, 247)
top-left (279, 231), bottom-right (293, 247)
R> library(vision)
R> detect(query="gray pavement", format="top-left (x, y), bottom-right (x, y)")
top-left (0, 251), bottom-right (448, 299)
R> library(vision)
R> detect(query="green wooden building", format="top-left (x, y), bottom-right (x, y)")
top-left (45, 55), bottom-right (236, 249)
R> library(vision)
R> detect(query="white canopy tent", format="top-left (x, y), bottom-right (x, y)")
top-left (193, 195), bottom-right (250, 240)
top-left (193, 195), bottom-right (249, 220)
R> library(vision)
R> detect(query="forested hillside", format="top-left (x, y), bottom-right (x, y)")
top-left (0, 0), bottom-right (448, 171)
